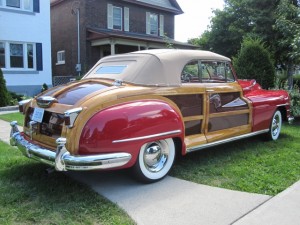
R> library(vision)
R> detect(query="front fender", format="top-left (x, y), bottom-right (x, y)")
top-left (79, 100), bottom-right (184, 168)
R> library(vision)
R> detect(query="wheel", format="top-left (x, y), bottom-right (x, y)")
top-left (133, 138), bottom-right (175, 183)
top-left (266, 110), bottom-right (282, 141)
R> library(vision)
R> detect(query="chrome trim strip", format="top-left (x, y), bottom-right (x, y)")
top-left (222, 97), bottom-right (247, 108)
top-left (276, 103), bottom-right (289, 107)
top-left (113, 130), bottom-right (182, 143)
top-left (186, 129), bottom-right (269, 153)
top-left (10, 122), bottom-right (132, 171)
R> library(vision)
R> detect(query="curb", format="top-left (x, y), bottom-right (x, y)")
top-left (0, 106), bottom-right (18, 112)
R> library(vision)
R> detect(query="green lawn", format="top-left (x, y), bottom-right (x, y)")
top-left (170, 122), bottom-right (300, 196)
top-left (0, 141), bottom-right (135, 225)
top-left (0, 112), bottom-right (24, 126)
top-left (1, 112), bottom-right (300, 221)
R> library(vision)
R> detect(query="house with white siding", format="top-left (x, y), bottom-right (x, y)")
top-left (0, 0), bottom-right (52, 96)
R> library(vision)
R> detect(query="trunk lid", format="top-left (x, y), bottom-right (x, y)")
top-left (23, 80), bottom-right (115, 150)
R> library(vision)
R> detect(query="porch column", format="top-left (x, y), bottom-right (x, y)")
top-left (110, 39), bottom-right (115, 55)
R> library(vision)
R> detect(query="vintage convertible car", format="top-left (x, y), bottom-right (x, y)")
top-left (10, 49), bottom-right (293, 182)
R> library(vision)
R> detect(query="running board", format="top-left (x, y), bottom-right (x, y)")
top-left (186, 129), bottom-right (269, 153)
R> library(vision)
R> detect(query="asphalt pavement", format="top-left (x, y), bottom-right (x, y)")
top-left (1, 110), bottom-right (300, 225)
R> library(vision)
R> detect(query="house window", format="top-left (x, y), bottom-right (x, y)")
top-left (10, 43), bottom-right (24, 68)
top-left (150, 13), bottom-right (158, 35)
top-left (107, 4), bottom-right (129, 32)
top-left (0, 42), bottom-right (5, 68)
top-left (146, 12), bottom-right (164, 36)
top-left (113, 6), bottom-right (122, 30)
top-left (57, 50), bottom-right (65, 65)
top-left (23, 0), bottom-right (31, 10)
top-left (27, 43), bottom-right (33, 68)
top-left (6, 0), bottom-right (20, 8)
top-left (1, 0), bottom-right (34, 11)
top-left (0, 41), bottom-right (38, 70)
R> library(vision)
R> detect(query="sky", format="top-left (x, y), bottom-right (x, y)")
top-left (175, 0), bottom-right (225, 42)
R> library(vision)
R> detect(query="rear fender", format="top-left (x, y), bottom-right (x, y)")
top-left (79, 100), bottom-right (184, 168)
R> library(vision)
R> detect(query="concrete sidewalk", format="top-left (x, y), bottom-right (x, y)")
top-left (1, 113), bottom-right (300, 225)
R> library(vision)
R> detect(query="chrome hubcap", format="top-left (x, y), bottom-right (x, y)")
top-left (272, 114), bottom-right (280, 137)
top-left (143, 141), bottom-right (169, 173)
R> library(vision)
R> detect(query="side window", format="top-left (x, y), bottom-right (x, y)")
top-left (201, 61), bottom-right (235, 83)
top-left (226, 63), bottom-right (235, 82)
top-left (181, 61), bottom-right (200, 83)
top-left (181, 60), bottom-right (235, 83)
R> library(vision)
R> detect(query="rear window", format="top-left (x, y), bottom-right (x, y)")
top-left (96, 65), bottom-right (127, 74)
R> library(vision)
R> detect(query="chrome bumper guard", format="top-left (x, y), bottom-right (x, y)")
top-left (288, 116), bottom-right (295, 124)
top-left (10, 121), bottom-right (132, 171)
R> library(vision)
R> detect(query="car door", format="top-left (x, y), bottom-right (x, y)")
top-left (167, 60), bottom-right (208, 150)
top-left (201, 61), bottom-right (252, 143)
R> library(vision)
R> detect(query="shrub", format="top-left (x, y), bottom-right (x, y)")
top-left (288, 85), bottom-right (300, 117)
top-left (274, 80), bottom-right (300, 117)
top-left (233, 37), bottom-right (275, 89)
top-left (294, 74), bottom-right (300, 86)
top-left (8, 91), bottom-right (26, 106)
top-left (0, 67), bottom-right (10, 107)
top-left (41, 83), bottom-right (48, 93)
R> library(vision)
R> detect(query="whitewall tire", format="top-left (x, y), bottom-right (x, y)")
top-left (133, 138), bottom-right (175, 183)
top-left (267, 110), bottom-right (282, 141)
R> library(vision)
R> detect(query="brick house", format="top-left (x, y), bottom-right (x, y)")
top-left (50, 0), bottom-right (194, 83)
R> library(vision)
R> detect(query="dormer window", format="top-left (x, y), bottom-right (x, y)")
top-left (107, 4), bottom-right (129, 32)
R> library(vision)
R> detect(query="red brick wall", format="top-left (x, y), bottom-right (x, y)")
top-left (51, 0), bottom-right (176, 78)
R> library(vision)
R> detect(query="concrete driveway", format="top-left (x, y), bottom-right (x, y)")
top-left (68, 171), bottom-right (270, 225)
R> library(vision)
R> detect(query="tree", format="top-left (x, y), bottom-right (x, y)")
top-left (275, 0), bottom-right (300, 88)
top-left (192, 0), bottom-right (280, 59)
top-left (233, 38), bottom-right (275, 89)
top-left (0, 68), bottom-right (10, 107)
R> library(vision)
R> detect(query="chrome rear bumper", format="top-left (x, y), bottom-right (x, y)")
top-left (10, 121), bottom-right (132, 171)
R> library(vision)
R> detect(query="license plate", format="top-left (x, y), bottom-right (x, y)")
top-left (32, 108), bottom-right (45, 123)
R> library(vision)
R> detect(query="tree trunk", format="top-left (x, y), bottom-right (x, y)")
top-left (287, 63), bottom-right (294, 90)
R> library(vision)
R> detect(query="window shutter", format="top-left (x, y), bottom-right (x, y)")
top-left (146, 12), bottom-right (150, 34)
top-left (159, 15), bottom-right (164, 36)
top-left (107, 4), bottom-right (113, 29)
top-left (33, 0), bottom-right (40, 13)
top-left (124, 7), bottom-right (129, 32)
top-left (36, 43), bottom-right (43, 71)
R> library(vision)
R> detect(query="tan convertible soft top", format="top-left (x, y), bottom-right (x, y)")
top-left (84, 49), bottom-right (231, 86)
